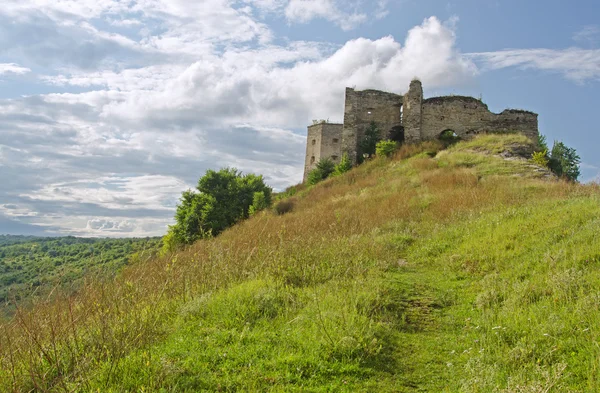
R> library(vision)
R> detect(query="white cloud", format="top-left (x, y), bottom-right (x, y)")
top-left (470, 48), bottom-right (600, 82)
top-left (0, 63), bottom-right (31, 75)
top-left (285, 0), bottom-right (367, 31)
top-left (573, 25), bottom-right (600, 45)
top-left (87, 17), bottom-right (476, 128)
top-left (0, 14), bottom-right (478, 236)
top-left (375, 0), bottom-right (390, 19)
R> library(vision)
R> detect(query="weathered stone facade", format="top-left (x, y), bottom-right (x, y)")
top-left (303, 80), bottom-right (539, 180)
top-left (341, 88), bottom-right (403, 164)
top-left (303, 123), bottom-right (343, 182)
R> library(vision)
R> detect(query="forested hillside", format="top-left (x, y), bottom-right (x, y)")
top-left (0, 235), bottom-right (161, 314)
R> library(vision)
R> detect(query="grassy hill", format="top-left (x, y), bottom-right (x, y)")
top-left (0, 235), bottom-right (162, 316)
top-left (1, 134), bottom-right (599, 392)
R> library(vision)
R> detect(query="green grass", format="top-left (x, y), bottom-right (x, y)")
top-left (449, 133), bottom-right (534, 154)
top-left (1, 135), bottom-right (599, 392)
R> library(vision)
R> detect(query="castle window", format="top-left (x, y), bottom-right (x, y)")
top-left (333, 138), bottom-right (339, 143)
top-left (310, 156), bottom-right (315, 163)
top-left (367, 111), bottom-right (372, 115)
top-left (332, 155), bottom-right (339, 161)
top-left (311, 139), bottom-right (316, 145)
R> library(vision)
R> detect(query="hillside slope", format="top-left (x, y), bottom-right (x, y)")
top-left (1, 134), bottom-right (599, 392)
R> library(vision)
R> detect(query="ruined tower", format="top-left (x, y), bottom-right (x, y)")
top-left (403, 80), bottom-right (423, 143)
top-left (303, 122), bottom-right (343, 182)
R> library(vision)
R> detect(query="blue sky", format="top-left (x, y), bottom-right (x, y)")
top-left (0, 0), bottom-right (598, 237)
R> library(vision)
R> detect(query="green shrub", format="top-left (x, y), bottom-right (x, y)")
top-left (273, 199), bottom-right (294, 215)
top-left (537, 134), bottom-right (549, 153)
top-left (164, 168), bottom-right (273, 251)
top-left (249, 191), bottom-right (269, 216)
top-left (548, 141), bottom-right (580, 181)
top-left (332, 153), bottom-right (352, 176)
top-left (531, 150), bottom-right (549, 167)
top-left (532, 136), bottom-right (581, 181)
top-left (307, 158), bottom-right (335, 185)
top-left (376, 140), bottom-right (399, 157)
top-left (439, 130), bottom-right (461, 145)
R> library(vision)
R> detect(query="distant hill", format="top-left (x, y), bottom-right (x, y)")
top-left (1, 134), bottom-right (599, 392)
top-left (0, 235), bottom-right (162, 315)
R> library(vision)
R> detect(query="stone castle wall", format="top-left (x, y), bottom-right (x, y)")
top-left (420, 96), bottom-right (539, 141)
top-left (303, 123), bottom-right (343, 182)
top-left (304, 80), bottom-right (539, 181)
top-left (342, 88), bottom-right (403, 164)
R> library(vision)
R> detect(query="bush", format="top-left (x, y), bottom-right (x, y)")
top-left (164, 168), bottom-right (273, 251)
top-left (376, 140), bottom-right (399, 158)
top-left (531, 150), bottom-right (549, 167)
top-left (439, 130), bottom-right (461, 145)
top-left (273, 199), bottom-right (294, 215)
top-left (530, 136), bottom-right (580, 181)
top-left (249, 191), bottom-right (270, 216)
top-left (548, 141), bottom-right (580, 181)
top-left (332, 153), bottom-right (352, 176)
top-left (536, 134), bottom-right (549, 153)
top-left (307, 158), bottom-right (335, 185)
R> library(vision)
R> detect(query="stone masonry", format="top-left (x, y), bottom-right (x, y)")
top-left (303, 123), bottom-right (344, 182)
top-left (303, 80), bottom-right (539, 180)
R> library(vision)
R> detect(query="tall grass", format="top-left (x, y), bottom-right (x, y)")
top-left (0, 135), bottom-right (598, 391)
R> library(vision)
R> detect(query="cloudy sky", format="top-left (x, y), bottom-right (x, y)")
top-left (1, 0), bottom-right (599, 237)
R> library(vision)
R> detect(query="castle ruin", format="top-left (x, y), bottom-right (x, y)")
top-left (304, 80), bottom-right (539, 181)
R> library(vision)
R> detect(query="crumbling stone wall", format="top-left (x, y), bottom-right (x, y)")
top-left (303, 123), bottom-right (343, 182)
top-left (420, 96), bottom-right (539, 141)
top-left (341, 88), bottom-right (403, 164)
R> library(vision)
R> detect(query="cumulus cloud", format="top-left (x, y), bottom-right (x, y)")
top-left (469, 48), bottom-right (600, 83)
top-left (0, 63), bottom-right (31, 75)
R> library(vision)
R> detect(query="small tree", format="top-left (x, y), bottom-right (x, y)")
top-left (249, 191), bottom-right (269, 216)
top-left (358, 121), bottom-right (381, 163)
top-left (536, 134), bottom-right (549, 153)
top-left (549, 141), bottom-right (580, 181)
top-left (376, 140), bottom-right (399, 157)
top-left (531, 135), bottom-right (581, 182)
top-left (307, 158), bottom-right (335, 185)
top-left (163, 168), bottom-right (272, 252)
top-left (332, 153), bottom-right (352, 176)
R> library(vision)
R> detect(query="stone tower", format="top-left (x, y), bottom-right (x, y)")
top-left (403, 80), bottom-right (423, 143)
top-left (303, 122), bottom-right (343, 182)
